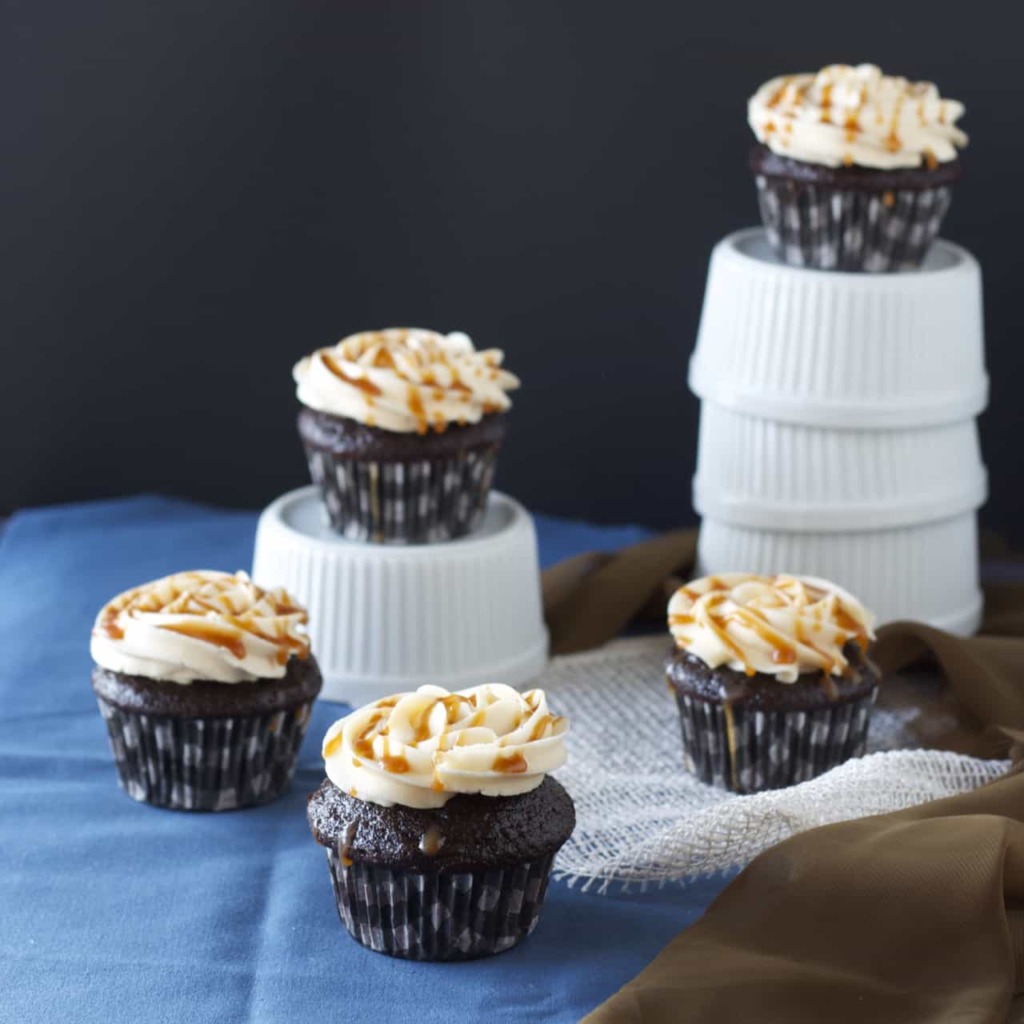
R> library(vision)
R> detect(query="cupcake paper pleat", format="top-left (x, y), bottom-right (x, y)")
top-left (96, 698), bottom-right (314, 811)
top-left (304, 447), bottom-right (500, 544)
top-left (325, 852), bottom-right (555, 961)
top-left (755, 177), bottom-right (953, 272)
top-left (674, 687), bottom-right (878, 794)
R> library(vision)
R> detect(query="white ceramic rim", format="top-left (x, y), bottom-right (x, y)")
top-left (689, 360), bottom-right (989, 430)
top-left (255, 486), bottom-right (535, 560)
top-left (692, 469), bottom-right (989, 532)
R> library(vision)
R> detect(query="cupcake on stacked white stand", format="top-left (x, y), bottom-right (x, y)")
top-left (252, 329), bottom-right (548, 704)
top-left (690, 65), bottom-right (986, 633)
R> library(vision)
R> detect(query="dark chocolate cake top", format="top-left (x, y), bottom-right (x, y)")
top-left (307, 776), bottom-right (575, 872)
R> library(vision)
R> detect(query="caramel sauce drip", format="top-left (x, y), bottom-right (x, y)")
top-left (765, 76), bottom-right (791, 110)
top-left (323, 732), bottom-right (345, 758)
top-left (339, 821), bottom-right (357, 868)
top-left (923, 149), bottom-right (938, 171)
top-left (419, 826), bottom-right (445, 856)
top-left (380, 750), bottom-right (410, 774)
top-left (99, 608), bottom-right (124, 640)
top-left (158, 620), bottom-right (246, 659)
top-left (411, 702), bottom-right (436, 744)
top-left (528, 714), bottom-right (555, 742)
top-left (763, 120), bottom-right (776, 135)
top-left (728, 607), bottom-right (796, 667)
top-left (702, 594), bottom-right (752, 673)
top-left (882, 190), bottom-right (895, 208)
top-left (351, 709), bottom-right (387, 760)
top-left (371, 346), bottom-right (396, 370)
top-left (885, 97), bottom-right (904, 153)
top-left (833, 603), bottom-right (868, 642)
top-left (819, 82), bottom-right (833, 124)
top-left (493, 751), bottom-right (528, 774)
top-left (407, 384), bottom-right (428, 435)
top-left (819, 673), bottom-right (839, 701)
top-left (844, 111), bottom-right (861, 144)
top-left (322, 353), bottom-right (382, 397)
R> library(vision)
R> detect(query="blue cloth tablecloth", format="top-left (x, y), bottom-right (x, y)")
top-left (0, 496), bottom-right (727, 1024)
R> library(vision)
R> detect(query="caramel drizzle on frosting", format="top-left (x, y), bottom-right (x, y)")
top-left (95, 571), bottom-right (310, 664)
top-left (749, 64), bottom-right (966, 170)
top-left (669, 574), bottom-right (873, 681)
top-left (328, 685), bottom-right (564, 785)
top-left (302, 328), bottom-right (518, 436)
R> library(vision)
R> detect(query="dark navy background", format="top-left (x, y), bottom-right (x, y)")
top-left (4, 1), bottom-right (1020, 540)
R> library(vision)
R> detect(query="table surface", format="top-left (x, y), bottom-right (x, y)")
top-left (0, 496), bottom-right (730, 1024)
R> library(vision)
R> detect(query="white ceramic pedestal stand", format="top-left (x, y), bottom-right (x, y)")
top-left (251, 487), bottom-right (549, 705)
top-left (689, 229), bottom-right (989, 633)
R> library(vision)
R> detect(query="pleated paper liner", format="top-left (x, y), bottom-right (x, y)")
top-left (304, 445), bottom-right (500, 544)
top-left (324, 851), bottom-right (556, 961)
top-left (672, 687), bottom-right (878, 795)
top-left (754, 177), bottom-right (953, 272)
top-left (96, 698), bottom-right (314, 811)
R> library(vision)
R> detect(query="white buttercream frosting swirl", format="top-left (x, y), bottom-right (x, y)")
top-left (91, 571), bottom-right (311, 684)
top-left (322, 684), bottom-right (568, 809)
top-left (669, 574), bottom-right (875, 683)
top-left (748, 63), bottom-right (967, 170)
top-left (293, 328), bottom-right (519, 434)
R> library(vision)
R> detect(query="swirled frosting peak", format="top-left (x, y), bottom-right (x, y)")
top-left (749, 64), bottom-right (967, 170)
top-left (91, 571), bottom-right (310, 684)
top-left (668, 574), bottom-right (875, 683)
top-left (322, 684), bottom-right (568, 809)
top-left (293, 328), bottom-right (519, 434)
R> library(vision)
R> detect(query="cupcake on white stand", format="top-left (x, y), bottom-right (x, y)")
top-left (252, 329), bottom-right (548, 704)
top-left (691, 66), bottom-right (984, 633)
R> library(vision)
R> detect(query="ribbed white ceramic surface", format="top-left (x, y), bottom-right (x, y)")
top-left (696, 513), bottom-right (982, 634)
top-left (252, 487), bottom-right (549, 705)
top-left (689, 229), bottom-right (988, 429)
top-left (693, 402), bottom-right (987, 531)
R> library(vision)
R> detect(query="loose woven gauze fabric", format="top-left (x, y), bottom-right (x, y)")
top-left (543, 637), bottom-right (1007, 890)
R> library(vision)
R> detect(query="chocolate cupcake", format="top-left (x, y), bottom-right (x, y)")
top-left (666, 574), bottom-right (880, 794)
top-left (748, 64), bottom-right (967, 271)
top-left (91, 571), bottom-right (322, 811)
top-left (293, 328), bottom-right (519, 544)
top-left (307, 683), bottom-right (574, 961)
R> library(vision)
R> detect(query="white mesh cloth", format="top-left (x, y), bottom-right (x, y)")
top-left (542, 636), bottom-right (1008, 891)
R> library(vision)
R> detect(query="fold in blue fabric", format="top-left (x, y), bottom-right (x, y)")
top-left (0, 495), bottom-right (727, 1024)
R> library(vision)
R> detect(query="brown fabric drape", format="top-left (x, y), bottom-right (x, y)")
top-left (540, 534), bottom-right (1024, 1023)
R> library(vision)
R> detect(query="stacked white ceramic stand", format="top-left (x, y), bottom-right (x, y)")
top-left (689, 228), bottom-right (988, 633)
top-left (251, 487), bottom-right (549, 704)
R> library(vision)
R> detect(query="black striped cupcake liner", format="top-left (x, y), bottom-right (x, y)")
top-left (754, 176), bottom-right (953, 271)
top-left (324, 850), bottom-right (556, 961)
top-left (674, 687), bottom-right (878, 794)
top-left (303, 446), bottom-right (500, 544)
top-left (96, 698), bottom-right (314, 811)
